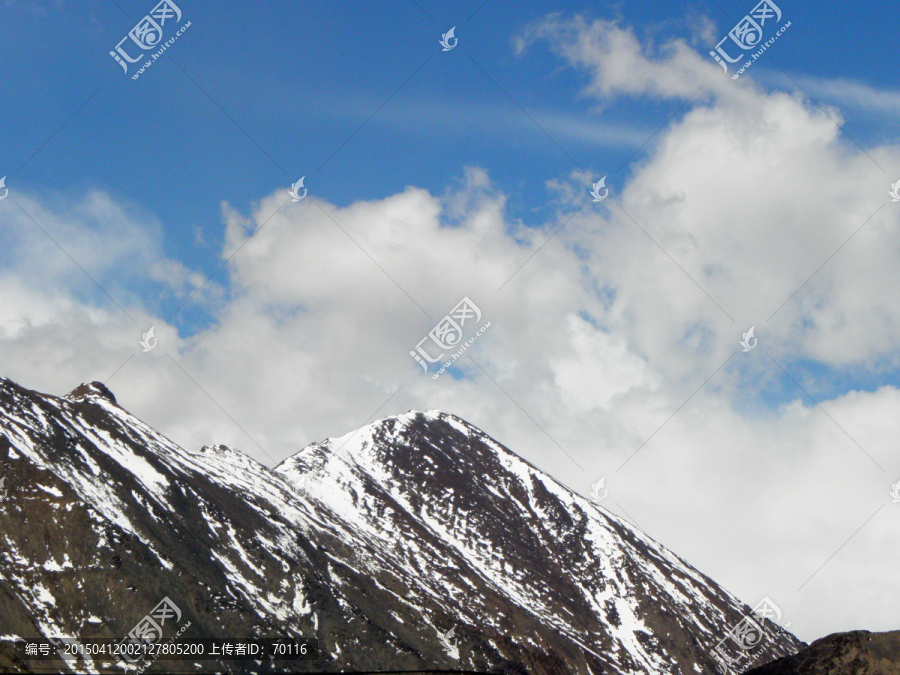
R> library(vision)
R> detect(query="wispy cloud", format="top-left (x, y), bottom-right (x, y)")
top-left (300, 90), bottom-right (653, 149)
top-left (766, 71), bottom-right (900, 117)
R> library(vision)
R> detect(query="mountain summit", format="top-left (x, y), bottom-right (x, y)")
top-left (0, 378), bottom-right (802, 673)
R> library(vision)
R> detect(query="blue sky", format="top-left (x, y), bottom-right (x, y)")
top-left (3, 0), bottom-right (899, 326)
top-left (3, 0), bottom-right (900, 641)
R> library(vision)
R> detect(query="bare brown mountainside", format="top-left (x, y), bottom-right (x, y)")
top-left (745, 630), bottom-right (900, 675)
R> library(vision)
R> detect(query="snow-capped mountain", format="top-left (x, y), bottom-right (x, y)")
top-left (0, 378), bottom-right (803, 673)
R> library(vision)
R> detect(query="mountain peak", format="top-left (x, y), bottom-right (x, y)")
top-left (273, 405), bottom-right (802, 672)
top-left (65, 381), bottom-right (117, 404)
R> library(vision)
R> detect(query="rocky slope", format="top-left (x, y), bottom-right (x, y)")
top-left (745, 630), bottom-right (900, 675)
top-left (0, 377), bottom-right (803, 673)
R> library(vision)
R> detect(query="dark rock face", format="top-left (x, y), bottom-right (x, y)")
top-left (65, 382), bottom-right (118, 404)
top-left (745, 631), bottom-right (900, 675)
top-left (0, 378), bottom-right (804, 673)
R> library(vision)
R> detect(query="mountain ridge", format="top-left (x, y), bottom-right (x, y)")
top-left (745, 630), bottom-right (900, 675)
top-left (0, 378), bottom-right (804, 673)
